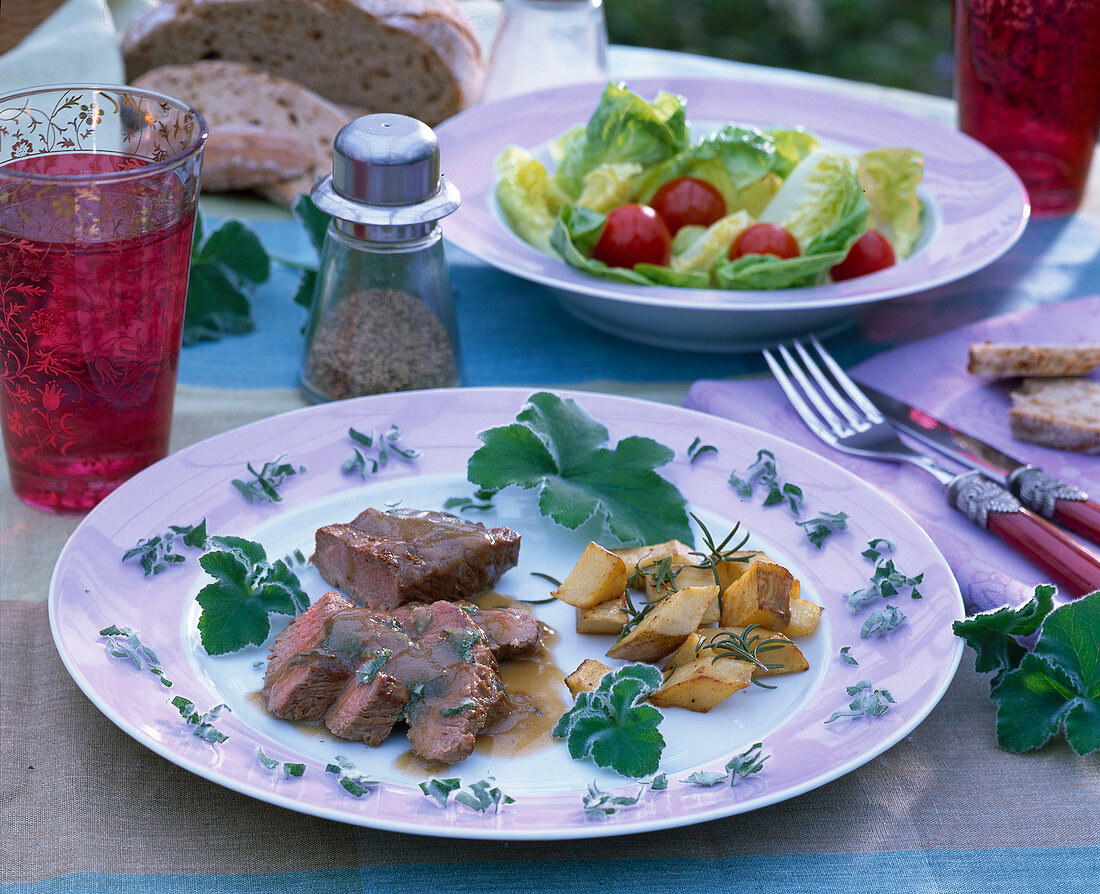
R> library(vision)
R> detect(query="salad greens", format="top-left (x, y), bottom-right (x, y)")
top-left (467, 391), bottom-right (693, 546)
top-left (495, 82), bottom-right (924, 290)
top-left (953, 587), bottom-right (1099, 755)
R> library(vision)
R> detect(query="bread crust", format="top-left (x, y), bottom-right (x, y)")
top-left (1008, 378), bottom-right (1100, 454)
top-left (968, 340), bottom-right (1100, 377)
top-left (122, 0), bottom-right (484, 126)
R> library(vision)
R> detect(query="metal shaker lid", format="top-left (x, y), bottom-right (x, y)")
top-left (311, 113), bottom-right (460, 229)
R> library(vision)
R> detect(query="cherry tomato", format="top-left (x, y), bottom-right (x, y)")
top-left (648, 176), bottom-right (727, 234)
top-left (729, 223), bottom-right (800, 260)
top-left (591, 204), bottom-right (672, 269)
top-left (829, 230), bottom-right (897, 281)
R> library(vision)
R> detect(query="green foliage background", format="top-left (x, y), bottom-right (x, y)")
top-left (605, 0), bottom-right (954, 97)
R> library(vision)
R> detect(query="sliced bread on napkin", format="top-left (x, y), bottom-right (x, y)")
top-left (967, 341), bottom-right (1100, 377)
top-left (121, 0), bottom-right (484, 126)
top-left (1008, 378), bottom-right (1100, 454)
top-left (133, 61), bottom-right (348, 205)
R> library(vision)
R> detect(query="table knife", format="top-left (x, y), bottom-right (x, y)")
top-left (853, 378), bottom-right (1100, 548)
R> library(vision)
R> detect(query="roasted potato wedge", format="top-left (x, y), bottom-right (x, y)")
top-left (613, 540), bottom-right (694, 589)
top-left (564, 658), bottom-right (613, 697)
top-left (719, 559), bottom-right (795, 629)
top-left (776, 597), bottom-right (823, 638)
top-left (552, 541), bottom-right (628, 609)
top-left (606, 585), bottom-right (719, 662)
top-left (576, 594), bottom-right (628, 635)
top-left (650, 653), bottom-right (753, 712)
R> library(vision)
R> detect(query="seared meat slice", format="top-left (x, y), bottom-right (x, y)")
top-left (462, 605), bottom-right (541, 660)
top-left (325, 672), bottom-right (409, 746)
top-left (262, 591), bottom-right (360, 721)
top-left (389, 601), bottom-right (506, 764)
top-left (310, 508), bottom-right (521, 611)
top-left (263, 594), bottom-right (506, 764)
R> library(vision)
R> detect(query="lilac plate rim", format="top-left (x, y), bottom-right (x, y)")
top-left (48, 387), bottom-right (964, 839)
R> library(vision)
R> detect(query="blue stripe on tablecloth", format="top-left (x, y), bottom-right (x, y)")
top-left (175, 212), bottom-right (1100, 391)
top-left (7, 846), bottom-right (1098, 894)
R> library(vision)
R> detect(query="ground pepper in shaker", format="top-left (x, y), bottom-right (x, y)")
top-left (300, 113), bottom-right (462, 402)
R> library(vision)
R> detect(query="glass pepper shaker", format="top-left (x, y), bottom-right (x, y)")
top-left (300, 113), bottom-right (463, 403)
top-left (480, 0), bottom-right (610, 103)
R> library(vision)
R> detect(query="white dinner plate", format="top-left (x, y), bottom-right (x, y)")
top-left (435, 77), bottom-right (1029, 352)
top-left (49, 388), bottom-right (963, 839)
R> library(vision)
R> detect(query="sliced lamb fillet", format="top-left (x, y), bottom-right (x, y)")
top-left (262, 591), bottom-right (358, 720)
top-left (390, 602), bottom-right (506, 764)
top-left (461, 605), bottom-right (541, 660)
top-left (310, 508), bottom-right (521, 611)
top-left (324, 672), bottom-right (409, 746)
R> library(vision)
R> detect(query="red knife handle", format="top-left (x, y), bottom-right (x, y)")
top-left (948, 470), bottom-right (1100, 598)
top-left (1051, 498), bottom-right (1100, 548)
top-left (1009, 466), bottom-right (1100, 548)
top-left (987, 510), bottom-right (1100, 598)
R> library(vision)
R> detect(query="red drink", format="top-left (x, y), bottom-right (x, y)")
top-left (954, 0), bottom-right (1100, 216)
top-left (0, 152), bottom-right (196, 513)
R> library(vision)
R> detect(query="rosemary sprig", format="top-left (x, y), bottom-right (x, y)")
top-left (686, 513), bottom-right (752, 587)
top-left (701, 624), bottom-right (788, 688)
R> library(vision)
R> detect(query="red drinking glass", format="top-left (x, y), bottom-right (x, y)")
top-left (953, 0), bottom-right (1100, 216)
top-left (0, 85), bottom-right (207, 514)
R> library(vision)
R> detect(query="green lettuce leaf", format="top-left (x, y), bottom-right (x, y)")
top-left (857, 147), bottom-right (925, 259)
top-left (494, 146), bottom-right (568, 252)
top-left (551, 82), bottom-right (690, 199)
top-left (759, 148), bottom-right (869, 252)
top-left (575, 162), bottom-right (643, 213)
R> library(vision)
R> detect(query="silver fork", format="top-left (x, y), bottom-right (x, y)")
top-left (764, 335), bottom-right (1100, 598)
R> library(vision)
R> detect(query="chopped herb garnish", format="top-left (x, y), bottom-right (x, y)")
top-left (795, 511), bottom-right (849, 549)
top-left (446, 628), bottom-right (484, 663)
top-left (194, 536), bottom-right (310, 655)
top-left (123, 520), bottom-right (208, 575)
top-left (454, 778), bottom-right (514, 813)
top-left (467, 391), bottom-right (692, 546)
top-left (953, 586), bottom-right (1099, 755)
top-left (825, 681), bottom-right (896, 723)
top-left (419, 777), bottom-right (462, 806)
top-left (530, 571), bottom-right (562, 587)
top-left (99, 625), bottom-right (173, 687)
top-left (861, 604), bottom-right (907, 638)
top-left (283, 763), bottom-right (306, 778)
top-left (325, 755), bottom-right (378, 797)
top-left (845, 538), bottom-right (923, 613)
top-left (687, 437), bottom-right (718, 464)
top-left (440, 700), bottom-right (477, 717)
top-left (552, 663), bottom-right (666, 778)
top-left (172, 696), bottom-right (230, 743)
top-left (342, 425), bottom-right (420, 479)
top-left (683, 742), bottom-right (769, 786)
top-left (686, 514), bottom-right (752, 597)
top-left (256, 748), bottom-right (279, 770)
top-left (838, 646), bottom-right (859, 665)
top-left (729, 449), bottom-right (803, 513)
top-left (582, 781), bottom-right (644, 816)
top-left (231, 456), bottom-right (305, 504)
top-left (357, 649), bottom-right (392, 683)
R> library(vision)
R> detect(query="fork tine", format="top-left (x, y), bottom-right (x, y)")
top-left (776, 343), bottom-right (852, 436)
top-left (763, 346), bottom-right (845, 446)
top-left (807, 334), bottom-right (884, 422)
top-left (792, 339), bottom-right (867, 430)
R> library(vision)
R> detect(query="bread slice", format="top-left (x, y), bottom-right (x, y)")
top-left (121, 0), bottom-right (484, 127)
top-left (1008, 378), bottom-right (1100, 454)
top-left (968, 340), bottom-right (1100, 377)
top-left (133, 61), bottom-right (349, 205)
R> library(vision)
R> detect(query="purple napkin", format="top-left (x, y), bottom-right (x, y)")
top-left (684, 295), bottom-right (1099, 613)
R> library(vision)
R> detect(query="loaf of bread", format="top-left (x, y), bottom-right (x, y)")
top-left (122, 0), bottom-right (484, 127)
top-left (134, 61), bottom-right (349, 205)
top-left (1008, 378), bottom-right (1100, 454)
top-left (968, 341), bottom-right (1100, 377)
